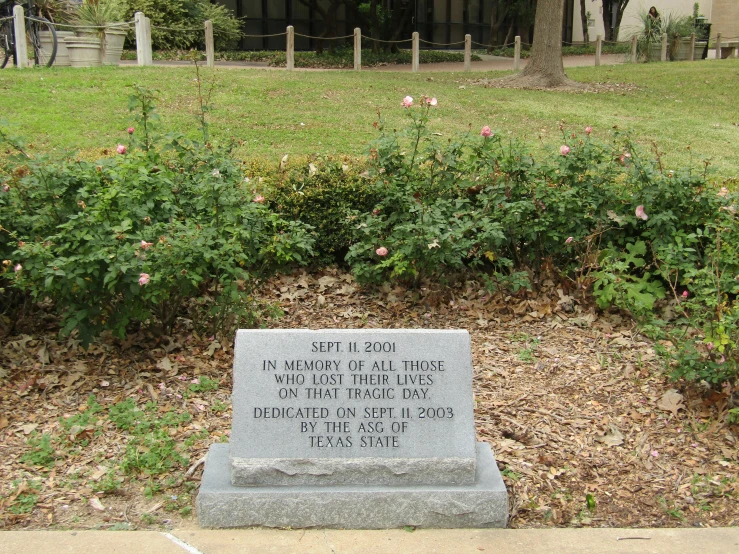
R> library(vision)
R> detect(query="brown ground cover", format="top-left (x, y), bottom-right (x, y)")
top-left (1, 268), bottom-right (737, 530)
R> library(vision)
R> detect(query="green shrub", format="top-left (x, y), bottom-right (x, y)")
top-left (263, 157), bottom-right (380, 265)
top-left (0, 86), bottom-right (314, 345)
top-left (123, 0), bottom-right (241, 50)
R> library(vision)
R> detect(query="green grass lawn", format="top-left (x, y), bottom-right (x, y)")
top-left (1, 59), bottom-right (738, 180)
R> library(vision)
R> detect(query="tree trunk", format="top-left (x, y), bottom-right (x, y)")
top-left (612, 1), bottom-right (630, 42)
top-left (369, 0), bottom-right (380, 54)
top-left (579, 0), bottom-right (590, 44)
top-left (504, 0), bottom-right (584, 89)
top-left (489, 1), bottom-right (509, 49)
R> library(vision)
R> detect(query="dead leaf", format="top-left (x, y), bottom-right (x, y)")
top-left (596, 423), bottom-right (624, 447)
top-left (657, 389), bottom-right (684, 416)
top-left (88, 497), bottom-right (105, 511)
top-left (20, 423), bottom-right (38, 435)
top-left (37, 344), bottom-right (51, 364)
top-left (206, 341), bottom-right (221, 357)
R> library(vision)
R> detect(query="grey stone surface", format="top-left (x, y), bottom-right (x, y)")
top-left (197, 442), bottom-right (508, 529)
top-left (230, 329), bottom-right (476, 486)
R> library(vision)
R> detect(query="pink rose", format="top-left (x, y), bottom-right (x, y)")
top-left (480, 126), bottom-right (492, 138)
top-left (127, 127), bottom-right (135, 135)
top-left (682, 290), bottom-right (689, 298)
top-left (401, 96), bottom-right (413, 108)
top-left (585, 126), bottom-right (592, 134)
top-left (376, 247), bottom-right (388, 257)
top-left (565, 236), bottom-right (574, 244)
top-left (635, 205), bottom-right (648, 221)
top-left (138, 273), bottom-right (150, 286)
top-left (140, 240), bottom-right (153, 250)
top-left (116, 144), bottom-right (126, 155)
top-left (253, 195), bottom-right (265, 204)
top-left (14, 263), bottom-right (22, 272)
top-left (560, 145), bottom-right (571, 156)
top-left (427, 97), bottom-right (438, 106)
top-left (705, 342), bottom-right (714, 351)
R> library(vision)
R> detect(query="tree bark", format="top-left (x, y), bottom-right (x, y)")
top-left (503, 0), bottom-right (584, 89)
top-left (579, 0), bottom-right (590, 44)
top-left (601, 0), bottom-right (630, 41)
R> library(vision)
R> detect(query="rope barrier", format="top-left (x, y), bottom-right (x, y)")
top-left (360, 34), bottom-right (412, 44)
top-left (294, 32), bottom-right (354, 40)
top-left (30, 19), bottom-right (135, 30)
top-left (418, 38), bottom-right (465, 47)
top-left (472, 41), bottom-right (515, 48)
top-left (240, 31), bottom-right (287, 38)
top-left (151, 25), bottom-right (204, 32)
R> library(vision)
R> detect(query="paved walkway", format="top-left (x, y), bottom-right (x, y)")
top-left (2, 528), bottom-right (738, 554)
top-left (118, 53), bottom-right (627, 72)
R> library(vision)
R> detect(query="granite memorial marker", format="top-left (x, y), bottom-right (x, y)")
top-left (197, 329), bottom-right (508, 528)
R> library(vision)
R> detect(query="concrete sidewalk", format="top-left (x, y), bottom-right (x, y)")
top-left (117, 53), bottom-right (627, 72)
top-left (2, 528), bottom-right (738, 554)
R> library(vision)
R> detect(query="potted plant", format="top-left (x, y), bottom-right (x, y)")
top-left (68, 0), bottom-right (127, 66)
top-left (34, 0), bottom-right (77, 66)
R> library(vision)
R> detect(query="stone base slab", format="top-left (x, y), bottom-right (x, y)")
top-left (197, 442), bottom-right (508, 529)
top-left (230, 455), bottom-right (476, 486)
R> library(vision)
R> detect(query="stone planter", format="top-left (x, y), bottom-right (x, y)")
top-left (66, 35), bottom-right (102, 67)
top-left (646, 42), bottom-right (663, 61)
top-left (672, 39), bottom-right (693, 61)
top-left (101, 27), bottom-right (127, 65)
top-left (39, 30), bottom-right (75, 66)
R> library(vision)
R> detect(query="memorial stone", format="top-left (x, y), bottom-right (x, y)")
top-left (197, 329), bottom-right (508, 528)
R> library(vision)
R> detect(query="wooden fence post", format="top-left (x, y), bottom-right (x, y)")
top-left (513, 35), bottom-right (520, 70)
top-left (660, 32), bottom-right (667, 61)
top-left (134, 11), bottom-right (145, 66)
top-left (354, 27), bottom-right (361, 71)
top-left (144, 17), bottom-right (153, 65)
top-left (595, 34), bottom-right (602, 66)
top-left (13, 5), bottom-right (28, 68)
top-left (412, 31), bottom-right (419, 72)
top-left (689, 33), bottom-right (695, 61)
top-left (630, 35), bottom-right (637, 63)
top-left (286, 25), bottom-right (294, 70)
top-left (715, 33), bottom-right (722, 59)
top-left (464, 34), bottom-right (471, 71)
top-left (204, 20), bottom-right (214, 68)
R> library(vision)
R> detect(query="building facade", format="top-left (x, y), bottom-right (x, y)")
top-left (217, 0), bottom-right (576, 51)
top-left (572, 0), bottom-right (738, 42)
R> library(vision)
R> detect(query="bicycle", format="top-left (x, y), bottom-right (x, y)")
top-left (1, 0), bottom-right (57, 68)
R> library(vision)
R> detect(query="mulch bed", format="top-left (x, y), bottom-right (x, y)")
top-left (1, 268), bottom-right (737, 530)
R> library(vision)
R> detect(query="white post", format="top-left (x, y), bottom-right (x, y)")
top-left (660, 32), bottom-right (667, 62)
top-left (204, 20), bottom-right (215, 68)
top-left (286, 25), bottom-right (294, 70)
top-left (715, 32), bottom-right (722, 59)
top-left (353, 27), bottom-right (361, 71)
top-left (630, 35), bottom-right (637, 63)
top-left (513, 35), bottom-right (520, 70)
top-left (689, 32), bottom-right (695, 61)
top-left (13, 5), bottom-right (28, 68)
top-left (412, 31), bottom-right (419, 72)
top-left (134, 11), bottom-right (145, 66)
top-left (595, 34), bottom-right (602, 66)
top-left (144, 17), bottom-right (153, 65)
top-left (464, 34), bottom-right (471, 71)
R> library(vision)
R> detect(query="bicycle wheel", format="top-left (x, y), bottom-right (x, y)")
top-left (27, 14), bottom-right (56, 67)
top-left (1, 18), bottom-right (15, 69)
